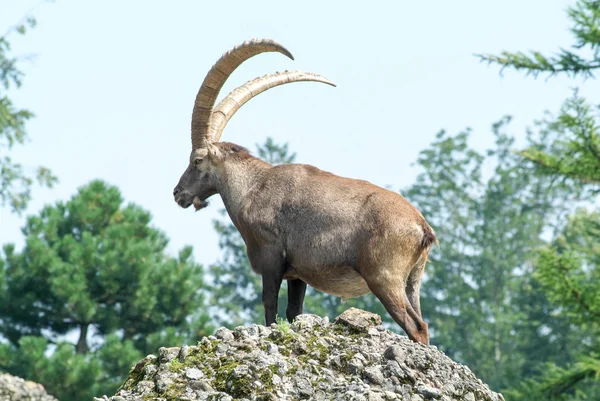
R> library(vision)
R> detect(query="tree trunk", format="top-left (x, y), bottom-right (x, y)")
top-left (76, 323), bottom-right (89, 354)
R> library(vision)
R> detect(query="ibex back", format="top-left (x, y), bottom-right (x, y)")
top-left (173, 39), bottom-right (436, 345)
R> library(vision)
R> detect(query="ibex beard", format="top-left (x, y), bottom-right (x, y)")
top-left (173, 39), bottom-right (436, 345)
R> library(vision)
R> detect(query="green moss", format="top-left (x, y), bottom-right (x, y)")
top-left (163, 383), bottom-right (185, 401)
top-left (198, 337), bottom-right (220, 354)
top-left (174, 340), bottom-right (222, 378)
top-left (259, 367), bottom-right (274, 392)
top-left (332, 323), bottom-right (365, 338)
top-left (169, 358), bottom-right (185, 373)
top-left (142, 391), bottom-right (159, 401)
top-left (119, 360), bottom-right (152, 392)
top-left (311, 375), bottom-right (326, 389)
top-left (306, 336), bottom-right (329, 364)
top-left (269, 330), bottom-right (296, 346)
top-left (213, 360), bottom-right (253, 398)
top-left (207, 395), bottom-right (231, 401)
top-left (238, 344), bottom-right (252, 352)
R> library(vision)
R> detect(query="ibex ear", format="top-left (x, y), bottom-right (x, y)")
top-left (207, 142), bottom-right (225, 164)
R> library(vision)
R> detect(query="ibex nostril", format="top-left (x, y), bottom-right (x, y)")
top-left (173, 187), bottom-right (180, 196)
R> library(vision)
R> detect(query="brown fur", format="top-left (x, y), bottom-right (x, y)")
top-left (174, 142), bottom-right (436, 345)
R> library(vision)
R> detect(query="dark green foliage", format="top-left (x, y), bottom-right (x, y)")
top-left (0, 335), bottom-right (140, 401)
top-left (404, 118), bottom-right (585, 391)
top-left (477, 0), bottom-right (600, 78)
top-left (0, 180), bottom-right (212, 400)
top-left (505, 209), bottom-right (600, 400)
top-left (0, 11), bottom-right (56, 213)
top-left (479, 0), bottom-right (600, 398)
top-left (520, 93), bottom-right (600, 189)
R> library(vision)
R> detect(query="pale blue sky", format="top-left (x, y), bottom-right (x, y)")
top-left (1, 0), bottom-right (599, 267)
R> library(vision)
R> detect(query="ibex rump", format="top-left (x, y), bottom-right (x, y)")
top-left (173, 39), bottom-right (436, 345)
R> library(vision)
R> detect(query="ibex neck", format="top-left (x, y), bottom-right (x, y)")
top-left (217, 156), bottom-right (271, 222)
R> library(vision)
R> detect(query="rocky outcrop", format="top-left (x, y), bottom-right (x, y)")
top-left (96, 308), bottom-right (504, 401)
top-left (0, 372), bottom-right (58, 401)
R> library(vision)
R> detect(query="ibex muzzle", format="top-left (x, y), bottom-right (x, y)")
top-left (173, 39), bottom-right (436, 345)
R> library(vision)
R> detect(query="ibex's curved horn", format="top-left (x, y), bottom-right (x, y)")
top-left (208, 70), bottom-right (336, 143)
top-left (191, 39), bottom-right (294, 149)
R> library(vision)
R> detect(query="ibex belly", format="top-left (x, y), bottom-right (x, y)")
top-left (285, 265), bottom-right (371, 300)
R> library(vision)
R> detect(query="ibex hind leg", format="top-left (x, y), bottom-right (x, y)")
top-left (364, 273), bottom-right (429, 345)
top-left (406, 254), bottom-right (427, 320)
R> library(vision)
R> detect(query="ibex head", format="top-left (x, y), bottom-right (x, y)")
top-left (173, 39), bottom-right (335, 211)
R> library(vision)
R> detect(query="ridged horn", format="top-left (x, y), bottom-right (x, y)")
top-left (191, 39), bottom-right (294, 149)
top-left (207, 70), bottom-right (336, 143)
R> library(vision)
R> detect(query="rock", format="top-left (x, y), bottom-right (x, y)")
top-left (0, 372), bottom-right (58, 401)
top-left (348, 357), bottom-right (364, 374)
top-left (417, 384), bottom-right (442, 399)
top-left (266, 342), bottom-right (278, 354)
top-left (158, 346), bottom-right (180, 363)
top-left (384, 390), bottom-right (398, 400)
top-left (215, 327), bottom-right (235, 341)
top-left (185, 367), bottom-right (203, 380)
top-left (333, 307), bottom-right (382, 333)
top-left (464, 393), bottom-right (476, 401)
top-left (97, 308), bottom-right (504, 401)
top-left (367, 392), bottom-right (385, 401)
top-left (178, 345), bottom-right (190, 361)
top-left (364, 366), bottom-right (385, 385)
top-left (188, 380), bottom-right (213, 392)
top-left (384, 345), bottom-right (406, 363)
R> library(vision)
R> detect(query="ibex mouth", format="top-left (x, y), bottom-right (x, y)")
top-left (193, 197), bottom-right (209, 211)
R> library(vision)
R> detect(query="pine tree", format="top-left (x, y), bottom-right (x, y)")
top-left (404, 117), bottom-right (586, 391)
top-left (480, 0), bottom-right (600, 398)
top-left (0, 180), bottom-right (212, 400)
top-left (478, 0), bottom-right (600, 78)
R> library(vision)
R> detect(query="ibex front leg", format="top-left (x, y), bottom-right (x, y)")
top-left (249, 245), bottom-right (285, 326)
top-left (286, 279), bottom-right (307, 322)
top-left (262, 272), bottom-right (284, 326)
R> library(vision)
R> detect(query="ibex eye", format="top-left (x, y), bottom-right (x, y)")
top-left (194, 158), bottom-right (202, 165)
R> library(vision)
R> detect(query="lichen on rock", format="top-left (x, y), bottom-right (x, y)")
top-left (95, 308), bottom-right (504, 401)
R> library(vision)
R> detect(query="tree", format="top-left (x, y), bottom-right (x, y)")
top-left (1, 7), bottom-right (56, 213)
top-left (0, 180), bottom-right (212, 400)
top-left (403, 117), bottom-right (587, 391)
top-left (480, 0), bottom-right (600, 398)
top-left (478, 0), bottom-right (600, 78)
top-left (520, 93), bottom-right (600, 188)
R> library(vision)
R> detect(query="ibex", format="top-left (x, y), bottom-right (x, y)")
top-left (173, 39), bottom-right (436, 345)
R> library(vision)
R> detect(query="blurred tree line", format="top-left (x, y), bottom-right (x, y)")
top-left (1, 1), bottom-right (599, 400)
